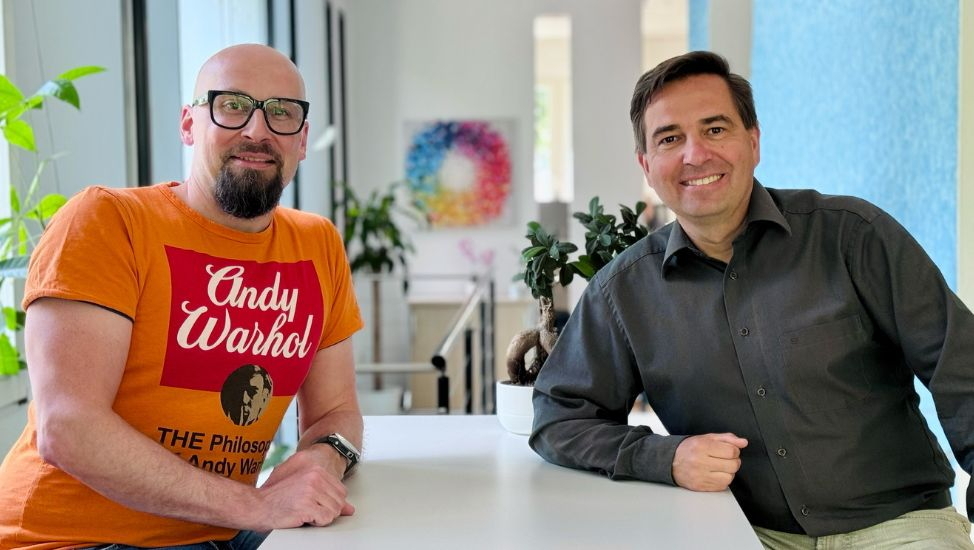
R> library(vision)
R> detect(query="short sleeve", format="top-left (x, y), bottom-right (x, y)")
top-left (316, 219), bottom-right (363, 350)
top-left (24, 186), bottom-right (140, 317)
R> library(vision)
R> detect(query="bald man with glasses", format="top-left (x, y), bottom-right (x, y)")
top-left (0, 44), bottom-right (364, 550)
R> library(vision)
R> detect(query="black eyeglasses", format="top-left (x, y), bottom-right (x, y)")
top-left (191, 90), bottom-right (309, 136)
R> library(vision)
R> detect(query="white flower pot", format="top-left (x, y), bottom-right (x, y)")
top-left (495, 380), bottom-right (535, 435)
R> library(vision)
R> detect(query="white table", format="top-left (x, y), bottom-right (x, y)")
top-left (262, 415), bottom-right (762, 549)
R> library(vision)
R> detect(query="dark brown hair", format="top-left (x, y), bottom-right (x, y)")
top-left (630, 51), bottom-right (757, 153)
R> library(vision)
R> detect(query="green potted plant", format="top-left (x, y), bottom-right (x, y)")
top-left (0, 65), bottom-right (104, 375)
top-left (497, 197), bottom-right (647, 434)
top-left (0, 66), bottom-right (103, 456)
top-left (341, 181), bottom-right (426, 397)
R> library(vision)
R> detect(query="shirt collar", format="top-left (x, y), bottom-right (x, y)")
top-left (661, 180), bottom-right (791, 271)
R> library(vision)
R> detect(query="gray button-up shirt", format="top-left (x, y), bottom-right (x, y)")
top-left (530, 181), bottom-right (972, 536)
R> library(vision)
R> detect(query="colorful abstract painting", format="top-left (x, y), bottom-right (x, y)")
top-left (404, 119), bottom-right (513, 228)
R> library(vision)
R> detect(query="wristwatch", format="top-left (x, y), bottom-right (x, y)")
top-left (313, 433), bottom-right (361, 476)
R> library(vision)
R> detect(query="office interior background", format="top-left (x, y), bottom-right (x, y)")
top-left (1, 0), bottom-right (972, 512)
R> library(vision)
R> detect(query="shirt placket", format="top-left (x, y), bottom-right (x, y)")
top-left (722, 254), bottom-right (815, 530)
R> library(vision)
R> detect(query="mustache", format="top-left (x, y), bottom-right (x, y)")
top-left (222, 143), bottom-right (282, 165)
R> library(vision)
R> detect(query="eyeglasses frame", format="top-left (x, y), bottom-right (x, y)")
top-left (191, 90), bottom-right (310, 136)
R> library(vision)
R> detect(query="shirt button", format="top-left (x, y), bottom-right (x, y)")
top-left (776, 448), bottom-right (787, 457)
top-left (729, 271), bottom-right (739, 280)
top-left (739, 327), bottom-right (750, 336)
top-left (800, 505), bottom-right (809, 516)
top-left (757, 386), bottom-right (767, 397)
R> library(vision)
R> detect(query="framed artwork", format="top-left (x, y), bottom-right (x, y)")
top-left (404, 119), bottom-right (514, 228)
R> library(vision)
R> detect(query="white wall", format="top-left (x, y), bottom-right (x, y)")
top-left (708, 0), bottom-right (752, 78)
top-left (960, 0), bottom-right (973, 307)
top-left (4, 0), bottom-right (133, 197)
top-left (345, 0), bottom-right (644, 302)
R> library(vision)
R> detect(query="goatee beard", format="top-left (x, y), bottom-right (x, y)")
top-left (214, 147), bottom-right (285, 219)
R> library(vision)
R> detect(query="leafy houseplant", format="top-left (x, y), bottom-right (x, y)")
top-left (342, 181), bottom-right (426, 278)
top-left (0, 66), bottom-right (105, 375)
top-left (505, 197), bottom-right (648, 387)
top-left (341, 181), bottom-right (426, 388)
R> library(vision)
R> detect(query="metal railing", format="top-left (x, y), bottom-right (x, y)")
top-left (429, 275), bottom-right (495, 414)
top-left (354, 273), bottom-right (496, 414)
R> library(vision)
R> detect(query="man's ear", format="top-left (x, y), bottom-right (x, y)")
top-left (750, 124), bottom-right (761, 167)
top-left (179, 105), bottom-right (195, 146)
top-left (298, 121), bottom-right (310, 162)
top-left (636, 150), bottom-right (650, 175)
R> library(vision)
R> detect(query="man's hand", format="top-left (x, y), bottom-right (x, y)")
top-left (672, 433), bottom-right (748, 492)
top-left (255, 447), bottom-right (354, 529)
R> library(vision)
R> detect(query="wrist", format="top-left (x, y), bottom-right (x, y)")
top-left (311, 433), bottom-right (361, 477)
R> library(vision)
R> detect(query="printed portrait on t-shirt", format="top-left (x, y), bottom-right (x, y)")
top-left (221, 364), bottom-right (273, 426)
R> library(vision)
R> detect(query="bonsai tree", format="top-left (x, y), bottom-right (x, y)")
top-left (0, 66), bottom-right (104, 375)
top-left (505, 198), bottom-right (647, 386)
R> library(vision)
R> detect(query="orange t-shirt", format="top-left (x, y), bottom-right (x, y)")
top-left (0, 183), bottom-right (363, 549)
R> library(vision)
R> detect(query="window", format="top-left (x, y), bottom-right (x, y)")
top-left (533, 14), bottom-right (573, 203)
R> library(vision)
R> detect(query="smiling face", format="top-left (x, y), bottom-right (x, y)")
top-left (636, 74), bottom-right (760, 239)
top-left (180, 44), bottom-right (309, 221)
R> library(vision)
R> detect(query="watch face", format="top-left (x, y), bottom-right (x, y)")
top-left (331, 433), bottom-right (361, 459)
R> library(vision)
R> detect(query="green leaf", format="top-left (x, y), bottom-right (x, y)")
top-left (588, 196), bottom-right (600, 213)
top-left (621, 206), bottom-right (637, 225)
top-left (570, 258), bottom-right (596, 280)
top-left (556, 242), bottom-right (578, 254)
top-left (36, 79), bottom-right (80, 109)
top-left (9, 186), bottom-right (21, 214)
top-left (2, 118), bottom-right (35, 151)
top-left (0, 255), bottom-right (30, 279)
top-left (0, 75), bottom-right (25, 114)
top-left (26, 193), bottom-right (68, 221)
top-left (57, 65), bottom-right (106, 81)
top-left (558, 268), bottom-right (574, 287)
top-left (2, 306), bottom-right (22, 331)
top-left (16, 225), bottom-right (28, 255)
top-left (0, 333), bottom-right (20, 375)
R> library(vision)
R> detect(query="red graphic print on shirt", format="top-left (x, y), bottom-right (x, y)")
top-left (161, 246), bottom-right (324, 396)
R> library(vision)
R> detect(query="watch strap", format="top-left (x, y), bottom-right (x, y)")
top-left (312, 433), bottom-right (360, 475)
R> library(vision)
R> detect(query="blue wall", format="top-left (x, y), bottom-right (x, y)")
top-left (747, 0), bottom-right (962, 501)
top-left (689, 0), bottom-right (710, 51)
top-left (750, 0), bottom-right (959, 288)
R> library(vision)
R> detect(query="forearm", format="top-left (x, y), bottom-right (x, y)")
top-left (297, 409), bottom-right (364, 451)
top-left (530, 392), bottom-right (686, 483)
top-left (38, 405), bottom-right (264, 530)
top-left (292, 338), bottom-right (364, 477)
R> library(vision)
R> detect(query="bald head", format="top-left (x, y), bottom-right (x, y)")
top-left (194, 44), bottom-right (305, 100)
top-left (179, 43), bottom-right (310, 230)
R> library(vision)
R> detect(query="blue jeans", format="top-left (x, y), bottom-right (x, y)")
top-left (89, 529), bottom-right (267, 550)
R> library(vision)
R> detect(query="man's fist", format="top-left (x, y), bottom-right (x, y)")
top-left (672, 433), bottom-right (748, 491)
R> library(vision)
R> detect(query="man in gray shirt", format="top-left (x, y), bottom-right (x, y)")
top-left (530, 51), bottom-right (974, 548)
